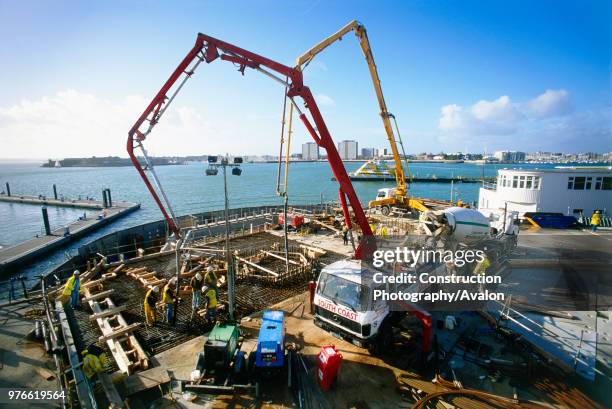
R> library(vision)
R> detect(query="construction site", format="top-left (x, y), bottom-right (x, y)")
top-left (0, 17), bottom-right (609, 409)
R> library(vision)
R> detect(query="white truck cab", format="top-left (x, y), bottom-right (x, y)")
top-left (313, 259), bottom-right (434, 353)
top-left (313, 260), bottom-right (387, 349)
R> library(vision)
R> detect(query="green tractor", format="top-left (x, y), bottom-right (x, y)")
top-left (194, 321), bottom-right (249, 385)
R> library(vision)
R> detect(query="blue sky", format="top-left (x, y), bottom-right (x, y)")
top-left (0, 0), bottom-right (610, 158)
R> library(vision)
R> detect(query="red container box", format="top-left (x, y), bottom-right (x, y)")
top-left (278, 213), bottom-right (304, 228)
top-left (317, 345), bottom-right (342, 391)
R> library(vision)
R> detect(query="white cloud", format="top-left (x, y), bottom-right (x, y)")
top-left (438, 104), bottom-right (464, 130)
top-left (315, 93), bottom-right (335, 107)
top-left (0, 89), bottom-right (283, 158)
top-left (438, 95), bottom-right (522, 136)
top-left (436, 89), bottom-right (610, 152)
top-left (527, 89), bottom-right (572, 118)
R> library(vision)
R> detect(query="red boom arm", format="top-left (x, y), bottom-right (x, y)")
top-left (127, 33), bottom-right (373, 258)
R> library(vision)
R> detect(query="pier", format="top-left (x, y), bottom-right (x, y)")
top-left (0, 187), bottom-right (140, 274)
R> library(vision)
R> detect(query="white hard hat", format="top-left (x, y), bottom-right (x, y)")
top-left (152, 286), bottom-right (159, 293)
top-left (206, 266), bottom-right (214, 273)
top-left (201, 286), bottom-right (209, 293)
top-left (169, 277), bottom-right (177, 284)
top-left (195, 273), bottom-right (202, 280)
top-left (73, 270), bottom-right (80, 275)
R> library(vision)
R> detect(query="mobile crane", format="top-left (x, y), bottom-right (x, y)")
top-left (283, 20), bottom-right (429, 216)
top-left (126, 32), bottom-right (373, 259)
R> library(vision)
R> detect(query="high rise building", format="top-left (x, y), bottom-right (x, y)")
top-left (361, 148), bottom-right (374, 159)
top-left (302, 142), bottom-right (319, 161)
top-left (338, 140), bottom-right (358, 160)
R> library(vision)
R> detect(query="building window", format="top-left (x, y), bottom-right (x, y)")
top-left (595, 177), bottom-right (603, 190)
top-left (512, 175), bottom-right (518, 188)
top-left (533, 176), bottom-right (540, 189)
top-left (585, 177), bottom-right (592, 190)
top-left (519, 175), bottom-right (525, 188)
top-left (603, 177), bottom-right (612, 190)
top-left (526, 176), bottom-right (533, 189)
top-left (573, 176), bottom-right (586, 190)
top-left (567, 177), bottom-right (574, 189)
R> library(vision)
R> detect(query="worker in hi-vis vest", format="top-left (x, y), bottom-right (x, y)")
top-left (591, 210), bottom-right (601, 232)
top-left (202, 285), bottom-right (218, 323)
top-left (162, 278), bottom-right (177, 324)
top-left (62, 270), bottom-right (81, 309)
top-left (144, 286), bottom-right (159, 325)
top-left (190, 273), bottom-right (204, 318)
top-left (81, 344), bottom-right (108, 380)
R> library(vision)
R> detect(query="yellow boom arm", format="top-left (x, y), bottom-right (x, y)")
top-left (291, 20), bottom-right (411, 198)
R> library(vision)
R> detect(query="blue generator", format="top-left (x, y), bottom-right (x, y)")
top-left (254, 310), bottom-right (285, 369)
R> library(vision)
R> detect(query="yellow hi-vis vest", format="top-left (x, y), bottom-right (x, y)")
top-left (162, 284), bottom-right (174, 304)
top-left (591, 213), bottom-right (601, 226)
top-left (82, 353), bottom-right (102, 379)
top-left (62, 276), bottom-right (79, 297)
top-left (204, 289), bottom-right (217, 309)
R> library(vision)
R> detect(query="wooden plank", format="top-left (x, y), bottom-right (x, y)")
top-left (82, 276), bottom-right (110, 288)
top-left (82, 289), bottom-right (114, 302)
top-left (111, 263), bottom-right (126, 274)
top-left (99, 373), bottom-right (124, 409)
top-left (235, 256), bottom-right (279, 277)
top-left (123, 367), bottom-right (171, 396)
top-left (98, 323), bottom-right (142, 343)
top-left (89, 305), bottom-right (128, 321)
top-left (261, 250), bottom-right (301, 265)
top-left (35, 366), bottom-right (55, 380)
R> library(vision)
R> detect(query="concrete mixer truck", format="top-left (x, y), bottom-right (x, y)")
top-left (313, 207), bottom-right (517, 356)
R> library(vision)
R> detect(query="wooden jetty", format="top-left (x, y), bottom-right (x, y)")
top-left (0, 191), bottom-right (139, 274)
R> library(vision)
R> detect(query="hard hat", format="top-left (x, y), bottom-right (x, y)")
top-left (201, 286), bottom-right (209, 293)
top-left (169, 277), bottom-right (177, 285)
top-left (152, 286), bottom-right (159, 293)
top-left (207, 266), bottom-right (214, 273)
top-left (595, 210), bottom-right (600, 213)
top-left (195, 273), bottom-right (202, 280)
top-left (73, 270), bottom-right (80, 275)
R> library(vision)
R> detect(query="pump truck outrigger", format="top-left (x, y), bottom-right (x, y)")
top-left (126, 31), bottom-right (432, 357)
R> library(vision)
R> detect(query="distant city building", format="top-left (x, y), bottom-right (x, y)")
top-left (338, 140), bottom-right (358, 160)
top-left (361, 148), bottom-right (374, 159)
top-left (494, 150), bottom-right (526, 163)
top-left (374, 147), bottom-right (388, 157)
top-left (302, 142), bottom-right (319, 161)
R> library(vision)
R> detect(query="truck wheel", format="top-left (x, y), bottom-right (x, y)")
top-left (381, 206), bottom-right (391, 216)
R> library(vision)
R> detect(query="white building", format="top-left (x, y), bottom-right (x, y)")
top-left (479, 167), bottom-right (612, 217)
top-left (302, 142), bottom-right (319, 161)
top-left (374, 147), bottom-right (388, 158)
top-left (494, 151), bottom-right (526, 163)
top-left (338, 140), bottom-right (358, 160)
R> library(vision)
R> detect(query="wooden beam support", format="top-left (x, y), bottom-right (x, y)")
top-left (89, 305), bottom-right (128, 321)
top-left (235, 256), bottom-right (279, 277)
top-left (82, 289), bottom-right (114, 302)
top-left (98, 323), bottom-right (142, 343)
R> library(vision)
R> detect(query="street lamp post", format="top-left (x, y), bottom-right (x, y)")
top-left (206, 155), bottom-right (242, 320)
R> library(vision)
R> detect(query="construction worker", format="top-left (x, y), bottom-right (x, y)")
top-left (81, 344), bottom-right (108, 381)
top-left (62, 270), bottom-right (81, 309)
top-left (144, 286), bottom-right (159, 325)
top-left (457, 199), bottom-right (463, 207)
top-left (190, 273), bottom-right (204, 316)
top-left (162, 278), bottom-right (177, 324)
top-left (591, 210), bottom-right (601, 233)
top-left (202, 285), bottom-right (218, 323)
top-left (342, 226), bottom-right (349, 245)
top-left (204, 265), bottom-right (217, 288)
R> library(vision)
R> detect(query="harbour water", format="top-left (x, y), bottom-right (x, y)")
top-left (0, 160), bottom-right (586, 279)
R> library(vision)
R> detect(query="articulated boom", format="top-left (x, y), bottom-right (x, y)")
top-left (127, 33), bottom-right (373, 258)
